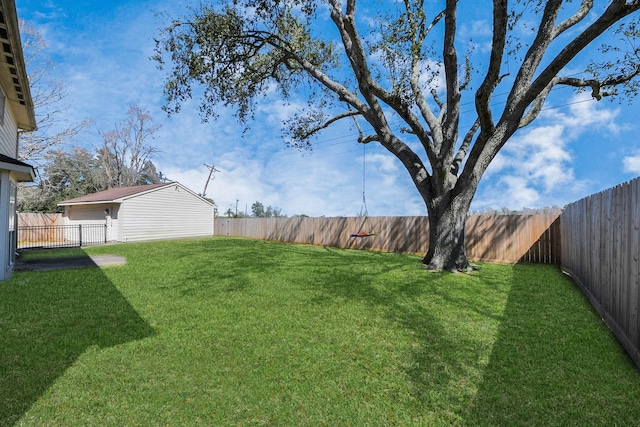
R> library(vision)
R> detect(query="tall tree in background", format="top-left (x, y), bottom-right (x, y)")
top-left (18, 104), bottom-right (164, 212)
top-left (18, 19), bottom-right (90, 163)
top-left (97, 105), bottom-right (162, 188)
top-left (252, 201), bottom-right (285, 218)
top-left (18, 147), bottom-right (104, 212)
top-left (154, 1), bottom-right (640, 271)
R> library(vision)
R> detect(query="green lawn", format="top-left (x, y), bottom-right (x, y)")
top-left (3, 237), bottom-right (639, 426)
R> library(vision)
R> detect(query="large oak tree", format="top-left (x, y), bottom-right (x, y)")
top-left (154, 0), bottom-right (640, 271)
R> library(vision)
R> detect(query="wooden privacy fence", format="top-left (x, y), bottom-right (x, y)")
top-left (561, 177), bottom-right (640, 368)
top-left (17, 213), bottom-right (64, 245)
top-left (214, 214), bottom-right (560, 264)
top-left (17, 213), bottom-right (108, 249)
top-left (17, 212), bottom-right (63, 226)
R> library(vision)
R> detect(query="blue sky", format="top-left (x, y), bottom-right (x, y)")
top-left (16, 0), bottom-right (640, 217)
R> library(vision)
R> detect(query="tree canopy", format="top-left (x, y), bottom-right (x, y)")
top-left (154, 0), bottom-right (640, 271)
top-left (19, 106), bottom-right (165, 212)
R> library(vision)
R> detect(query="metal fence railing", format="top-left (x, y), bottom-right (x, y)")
top-left (18, 224), bottom-right (107, 250)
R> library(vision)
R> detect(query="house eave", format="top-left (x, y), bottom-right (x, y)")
top-left (58, 200), bottom-right (122, 207)
top-left (0, 0), bottom-right (36, 131)
top-left (0, 155), bottom-right (34, 181)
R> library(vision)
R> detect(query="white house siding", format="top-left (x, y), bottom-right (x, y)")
top-left (0, 99), bottom-right (19, 158)
top-left (0, 106), bottom-right (19, 280)
top-left (118, 184), bottom-right (213, 242)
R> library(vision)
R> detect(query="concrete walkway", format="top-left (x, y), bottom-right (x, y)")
top-left (14, 255), bottom-right (127, 272)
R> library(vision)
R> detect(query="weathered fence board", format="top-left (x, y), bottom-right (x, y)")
top-left (17, 212), bottom-right (63, 227)
top-left (561, 176), bottom-right (640, 369)
top-left (17, 213), bottom-right (64, 244)
top-left (215, 214), bottom-right (560, 264)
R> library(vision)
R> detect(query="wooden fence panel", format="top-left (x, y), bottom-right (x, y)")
top-left (561, 176), bottom-right (640, 369)
top-left (18, 213), bottom-right (63, 227)
top-left (17, 213), bottom-right (64, 244)
top-left (214, 214), bottom-right (560, 264)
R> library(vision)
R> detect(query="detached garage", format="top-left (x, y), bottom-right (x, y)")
top-left (58, 182), bottom-right (215, 243)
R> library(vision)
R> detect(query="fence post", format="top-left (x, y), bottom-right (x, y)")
top-left (104, 224), bottom-right (107, 244)
top-left (79, 224), bottom-right (83, 247)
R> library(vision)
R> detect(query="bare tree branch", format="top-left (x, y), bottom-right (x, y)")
top-left (475, 1), bottom-right (508, 139)
top-left (451, 120), bottom-right (480, 175)
top-left (519, 77), bottom-right (557, 128)
top-left (292, 110), bottom-right (362, 141)
top-left (97, 105), bottom-right (162, 188)
top-left (556, 66), bottom-right (640, 99)
top-left (552, 0), bottom-right (594, 38)
top-left (524, 1), bottom-right (640, 111)
top-left (328, 0), bottom-right (391, 132)
top-left (505, 0), bottom-right (563, 120)
top-left (440, 0), bottom-right (461, 164)
top-left (359, 134), bottom-right (381, 144)
top-left (18, 19), bottom-right (91, 163)
top-left (409, 6), bottom-right (443, 134)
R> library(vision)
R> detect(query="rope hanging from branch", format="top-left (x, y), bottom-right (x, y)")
top-left (350, 113), bottom-right (376, 238)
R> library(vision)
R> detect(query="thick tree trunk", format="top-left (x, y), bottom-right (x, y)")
top-left (422, 194), bottom-right (473, 271)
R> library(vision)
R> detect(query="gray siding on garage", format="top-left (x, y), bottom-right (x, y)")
top-left (118, 183), bottom-right (213, 242)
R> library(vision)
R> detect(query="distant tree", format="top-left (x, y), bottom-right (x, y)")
top-left (252, 201), bottom-right (285, 217)
top-left (251, 201), bottom-right (265, 217)
top-left (266, 206), bottom-right (286, 218)
top-left (154, 0), bottom-right (640, 271)
top-left (18, 147), bottom-right (104, 212)
top-left (138, 160), bottom-right (164, 185)
top-left (18, 19), bottom-right (90, 163)
top-left (97, 105), bottom-right (162, 188)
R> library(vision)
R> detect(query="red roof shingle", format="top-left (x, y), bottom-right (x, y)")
top-left (58, 183), bottom-right (173, 205)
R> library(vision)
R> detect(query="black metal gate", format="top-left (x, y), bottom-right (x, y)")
top-left (18, 224), bottom-right (107, 250)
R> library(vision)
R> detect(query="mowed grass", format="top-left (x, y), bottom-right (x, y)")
top-left (3, 237), bottom-right (640, 426)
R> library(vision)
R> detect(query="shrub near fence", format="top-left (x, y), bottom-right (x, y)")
top-left (214, 214), bottom-right (560, 264)
top-left (561, 177), bottom-right (640, 368)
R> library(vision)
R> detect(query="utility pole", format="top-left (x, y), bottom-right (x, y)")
top-left (202, 163), bottom-right (220, 198)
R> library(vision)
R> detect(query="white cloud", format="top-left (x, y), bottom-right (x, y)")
top-left (473, 93), bottom-right (615, 211)
top-left (459, 20), bottom-right (493, 53)
top-left (623, 152), bottom-right (640, 175)
top-left (551, 92), bottom-right (622, 132)
top-left (474, 176), bottom-right (538, 211)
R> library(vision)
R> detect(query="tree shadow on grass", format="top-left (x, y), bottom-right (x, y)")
top-left (307, 255), bottom-right (640, 424)
top-left (309, 252), bottom-right (512, 422)
top-left (468, 264), bottom-right (640, 425)
top-left (0, 253), bottom-right (154, 426)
